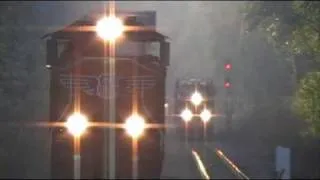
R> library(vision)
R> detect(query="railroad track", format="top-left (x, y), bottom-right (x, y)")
top-left (190, 144), bottom-right (249, 179)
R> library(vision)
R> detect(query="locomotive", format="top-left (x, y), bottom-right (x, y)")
top-left (43, 10), bottom-right (170, 179)
top-left (174, 78), bottom-right (216, 141)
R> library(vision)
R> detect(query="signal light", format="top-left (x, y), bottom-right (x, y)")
top-left (225, 63), bottom-right (232, 71)
top-left (224, 60), bottom-right (232, 89)
top-left (224, 81), bottom-right (231, 88)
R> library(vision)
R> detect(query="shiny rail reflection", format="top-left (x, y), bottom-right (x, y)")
top-left (190, 146), bottom-right (249, 180)
top-left (214, 148), bottom-right (249, 180)
top-left (191, 149), bottom-right (210, 179)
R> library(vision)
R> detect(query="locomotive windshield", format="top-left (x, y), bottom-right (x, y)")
top-left (81, 40), bottom-right (160, 58)
top-left (177, 81), bottom-right (210, 100)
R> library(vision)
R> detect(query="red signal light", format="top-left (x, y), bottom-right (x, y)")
top-left (224, 82), bottom-right (231, 88)
top-left (225, 63), bottom-right (232, 71)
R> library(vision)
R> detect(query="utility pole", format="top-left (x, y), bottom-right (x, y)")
top-left (224, 59), bottom-right (233, 132)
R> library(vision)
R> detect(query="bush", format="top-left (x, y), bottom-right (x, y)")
top-left (293, 71), bottom-right (320, 136)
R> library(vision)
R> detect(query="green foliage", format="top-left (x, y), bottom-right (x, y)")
top-left (293, 72), bottom-right (320, 136)
top-left (244, 1), bottom-right (320, 137)
top-left (244, 1), bottom-right (320, 62)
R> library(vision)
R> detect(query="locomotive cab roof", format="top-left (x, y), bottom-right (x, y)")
top-left (42, 11), bottom-right (168, 42)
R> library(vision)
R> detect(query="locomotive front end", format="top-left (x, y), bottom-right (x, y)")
top-left (45, 11), bottom-right (170, 179)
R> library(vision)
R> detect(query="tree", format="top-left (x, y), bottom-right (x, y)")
top-left (243, 1), bottom-right (320, 83)
top-left (243, 1), bottom-right (320, 137)
top-left (293, 72), bottom-right (320, 136)
top-left (244, 1), bottom-right (320, 59)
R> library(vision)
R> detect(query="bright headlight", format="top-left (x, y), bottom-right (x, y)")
top-left (65, 112), bottom-right (89, 137)
top-left (180, 108), bottom-right (193, 122)
top-left (200, 108), bottom-right (212, 122)
top-left (96, 16), bottom-right (124, 41)
top-left (191, 91), bottom-right (204, 106)
top-left (124, 114), bottom-right (146, 139)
